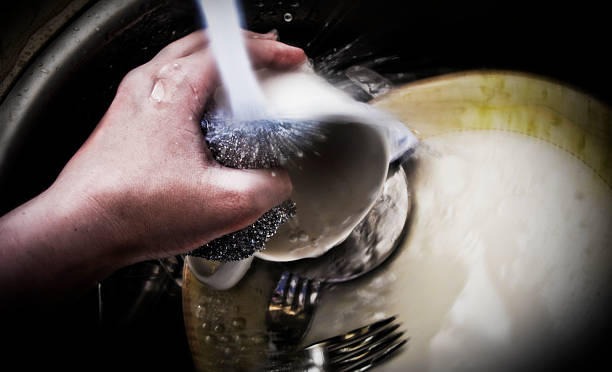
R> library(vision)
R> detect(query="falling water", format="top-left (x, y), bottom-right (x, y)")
top-left (198, 0), bottom-right (267, 121)
top-left (190, 0), bottom-right (314, 262)
top-left (197, 0), bottom-right (417, 165)
top-left (191, 0), bottom-right (419, 264)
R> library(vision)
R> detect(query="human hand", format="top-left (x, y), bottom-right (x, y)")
top-left (0, 30), bottom-right (306, 301)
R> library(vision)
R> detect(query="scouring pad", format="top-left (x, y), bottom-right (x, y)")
top-left (188, 116), bottom-right (320, 261)
top-left (189, 200), bottom-right (296, 261)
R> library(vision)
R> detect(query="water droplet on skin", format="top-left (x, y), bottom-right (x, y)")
top-left (150, 80), bottom-right (165, 102)
top-left (271, 171), bottom-right (277, 177)
top-left (283, 13), bottom-right (293, 22)
top-left (224, 347), bottom-right (232, 356)
top-left (201, 322), bottom-right (208, 329)
top-left (204, 334), bottom-right (215, 344)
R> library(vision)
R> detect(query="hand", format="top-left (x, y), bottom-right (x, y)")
top-left (0, 30), bottom-right (306, 304)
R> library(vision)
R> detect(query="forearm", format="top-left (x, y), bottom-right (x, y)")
top-left (0, 185), bottom-right (124, 306)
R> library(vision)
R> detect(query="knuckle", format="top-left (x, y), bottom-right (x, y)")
top-left (157, 43), bottom-right (179, 57)
top-left (222, 187), bottom-right (263, 228)
top-left (123, 67), bottom-right (145, 84)
top-left (117, 67), bottom-right (146, 95)
top-left (156, 62), bottom-right (193, 92)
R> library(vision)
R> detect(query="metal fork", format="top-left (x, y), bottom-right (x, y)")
top-left (266, 271), bottom-right (322, 349)
top-left (267, 316), bottom-right (407, 371)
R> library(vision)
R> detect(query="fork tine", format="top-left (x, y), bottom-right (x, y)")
top-left (308, 280), bottom-right (321, 308)
top-left (296, 278), bottom-right (309, 312)
top-left (284, 274), bottom-right (299, 309)
top-left (311, 315), bottom-right (397, 349)
top-left (331, 329), bottom-right (404, 364)
top-left (270, 271), bottom-right (290, 307)
top-left (329, 323), bottom-right (401, 356)
top-left (335, 336), bottom-right (408, 372)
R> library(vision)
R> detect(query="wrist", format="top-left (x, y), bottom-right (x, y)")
top-left (0, 183), bottom-right (127, 302)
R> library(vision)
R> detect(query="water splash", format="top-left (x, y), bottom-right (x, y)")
top-left (192, 0), bottom-right (418, 263)
top-left (202, 113), bottom-right (326, 169)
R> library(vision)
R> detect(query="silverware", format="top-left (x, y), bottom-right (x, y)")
top-left (267, 316), bottom-right (407, 371)
top-left (266, 271), bottom-right (322, 349)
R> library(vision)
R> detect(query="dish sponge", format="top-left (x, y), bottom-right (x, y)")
top-left (188, 116), bottom-right (317, 261)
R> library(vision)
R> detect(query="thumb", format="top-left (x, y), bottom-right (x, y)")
top-left (206, 166), bottom-right (293, 234)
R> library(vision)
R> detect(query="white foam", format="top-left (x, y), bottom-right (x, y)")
top-left (305, 131), bottom-right (612, 371)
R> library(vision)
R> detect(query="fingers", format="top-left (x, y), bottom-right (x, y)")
top-left (170, 36), bottom-right (306, 116)
top-left (113, 29), bottom-right (308, 145)
top-left (152, 30), bottom-right (210, 62)
top-left (133, 29), bottom-right (306, 117)
top-left (246, 37), bottom-right (307, 70)
top-left (151, 29), bottom-right (282, 64)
